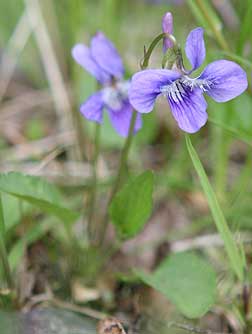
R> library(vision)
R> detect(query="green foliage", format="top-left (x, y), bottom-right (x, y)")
top-left (0, 172), bottom-right (78, 224)
top-left (109, 171), bottom-right (154, 239)
top-left (137, 252), bottom-right (217, 319)
top-left (1, 0), bottom-right (252, 319)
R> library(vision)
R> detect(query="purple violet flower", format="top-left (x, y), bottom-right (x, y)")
top-left (129, 28), bottom-right (248, 133)
top-left (72, 32), bottom-right (142, 137)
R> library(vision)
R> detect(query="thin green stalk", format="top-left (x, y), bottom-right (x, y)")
top-left (87, 122), bottom-right (101, 241)
top-left (110, 111), bottom-right (137, 198)
top-left (99, 111), bottom-right (137, 245)
top-left (185, 134), bottom-right (244, 281)
top-left (0, 195), bottom-right (14, 289)
top-left (194, 0), bottom-right (230, 52)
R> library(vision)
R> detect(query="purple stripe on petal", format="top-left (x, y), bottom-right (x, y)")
top-left (129, 69), bottom-right (181, 113)
top-left (80, 91), bottom-right (104, 123)
top-left (168, 87), bottom-right (208, 133)
top-left (107, 102), bottom-right (142, 137)
top-left (200, 60), bottom-right (248, 102)
top-left (91, 32), bottom-right (124, 79)
top-left (71, 44), bottom-right (110, 84)
top-left (185, 28), bottom-right (205, 72)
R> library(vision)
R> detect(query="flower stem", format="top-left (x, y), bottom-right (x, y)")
top-left (141, 32), bottom-right (178, 70)
top-left (185, 134), bottom-right (244, 281)
top-left (0, 195), bottom-right (14, 290)
top-left (194, 0), bottom-right (230, 52)
top-left (98, 111), bottom-right (137, 245)
top-left (110, 111), bottom-right (137, 198)
top-left (87, 122), bottom-right (101, 242)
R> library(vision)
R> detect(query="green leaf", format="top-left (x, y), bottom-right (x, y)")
top-left (185, 135), bottom-right (244, 281)
top-left (137, 252), bottom-right (217, 319)
top-left (8, 218), bottom-right (54, 271)
top-left (0, 172), bottom-right (78, 223)
top-left (109, 170), bottom-right (154, 239)
top-left (2, 194), bottom-right (20, 231)
top-left (1, 194), bottom-right (26, 232)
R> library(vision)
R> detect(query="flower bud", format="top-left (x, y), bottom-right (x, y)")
top-left (162, 12), bottom-right (173, 53)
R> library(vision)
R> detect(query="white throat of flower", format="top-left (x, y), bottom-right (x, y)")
top-left (160, 76), bottom-right (212, 103)
top-left (181, 76), bottom-right (212, 92)
top-left (102, 80), bottom-right (130, 111)
top-left (160, 80), bottom-right (186, 103)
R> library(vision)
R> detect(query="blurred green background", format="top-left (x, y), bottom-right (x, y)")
top-left (0, 0), bottom-right (252, 314)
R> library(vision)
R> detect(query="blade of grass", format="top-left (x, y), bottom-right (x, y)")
top-left (185, 134), bottom-right (244, 281)
top-left (236, 0), bottom-right (252, 55)
top-left (0, 195), bottom-right (14, 289)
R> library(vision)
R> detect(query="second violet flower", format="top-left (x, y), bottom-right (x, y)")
top-left (72, 32), bottom-right (142, 137)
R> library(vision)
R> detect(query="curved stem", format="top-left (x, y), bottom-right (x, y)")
top-left (141, 32), bottom-right (178, 70)
top-left (87, 122), bottom-right (101, 241)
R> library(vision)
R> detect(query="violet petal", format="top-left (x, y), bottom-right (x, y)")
top-left (185, 27), bottom-right (206, 72)
top-left (71, 44), bottom-right (110, 84)
top-left (129, 69), bottom-right (181, 113)
top-left (107, 101), bottom-right (142, 137)
top-left (200, 60), bottom-right (248, 102)
top-left (91, 32), bottom-right (124, 79)
top-left (168, 87), bottom-right (208, 133)
top-left (80, 91), bottom-right (104, 123)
